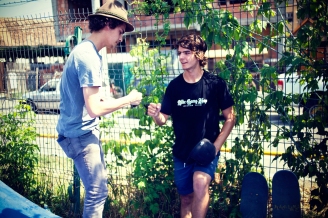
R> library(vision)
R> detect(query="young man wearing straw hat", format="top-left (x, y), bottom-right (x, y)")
top-left (56, 1), bottom-right (142, 217)
top-left (147, 34), bottom-right (235, 217)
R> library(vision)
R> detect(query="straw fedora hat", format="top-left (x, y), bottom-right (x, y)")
top-left (89, 0), bottom-right (134, 32)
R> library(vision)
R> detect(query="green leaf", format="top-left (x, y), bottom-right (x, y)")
top-left (183, 12), bottom-right (192, 29)
top-left (277, 21), bottom-right (285, 34)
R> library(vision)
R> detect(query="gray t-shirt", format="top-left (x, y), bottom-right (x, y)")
top-left (56, 40), bottom-right (102, 138)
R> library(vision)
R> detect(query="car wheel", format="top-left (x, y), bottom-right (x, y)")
top-left (304, 98), bottom-right (327, 120)
top-left (26, 100), bottom-right (38, 113)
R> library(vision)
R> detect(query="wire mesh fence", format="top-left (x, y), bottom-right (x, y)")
top-left (0, 0), bottom-right (326, 217)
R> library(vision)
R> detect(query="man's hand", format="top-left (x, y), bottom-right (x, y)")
top-left (128, 89), bottom-right (143, 105)
top-left (146, 103), bottom-right (161, 117)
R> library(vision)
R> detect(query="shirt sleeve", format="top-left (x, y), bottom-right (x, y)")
top-left (74, 42), bottom-right (102, 88)
top-left (160, 81), bottom-right (174, 116)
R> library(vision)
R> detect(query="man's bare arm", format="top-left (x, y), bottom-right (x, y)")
top-left (83, 87), bottom-right (142, 118)
top-left (213, 106), bottom-right (236, 154)
top-left (147, 103), bottom-right (169, 126)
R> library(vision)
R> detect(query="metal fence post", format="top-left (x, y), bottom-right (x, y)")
top-left (73, 165), bottom-right (80, 216)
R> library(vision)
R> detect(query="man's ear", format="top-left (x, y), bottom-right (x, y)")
top-left (104, 24), bottom-right (110, 31)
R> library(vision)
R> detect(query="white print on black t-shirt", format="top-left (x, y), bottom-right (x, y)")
top-left (177, 98), bottom-right (207, 107)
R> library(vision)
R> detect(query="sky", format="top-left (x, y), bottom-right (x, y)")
top-left (0, 0), bottom-right (53, 18)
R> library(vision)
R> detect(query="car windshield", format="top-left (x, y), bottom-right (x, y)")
top-left (41, 80), bottom-right (59, 92)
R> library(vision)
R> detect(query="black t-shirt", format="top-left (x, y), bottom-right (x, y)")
top-left (161, 70), bottom-right (234, 162)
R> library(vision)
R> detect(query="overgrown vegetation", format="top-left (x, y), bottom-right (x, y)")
top-left (0, 105), bottom-right (73, 216)
top-left (0, 104), bottom-right (39, 197)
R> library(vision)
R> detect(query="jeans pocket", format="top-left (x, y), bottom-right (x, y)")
top-left (57, 136), bottom-right (74, 159)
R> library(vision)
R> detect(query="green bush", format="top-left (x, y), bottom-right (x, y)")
top-left (0, 105), bottom-right (72, 216)
top-left (0, 104), bottom-right (39, 197)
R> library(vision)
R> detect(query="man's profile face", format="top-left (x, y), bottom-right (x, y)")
top-left (105, 23), bottom-right (126, 48)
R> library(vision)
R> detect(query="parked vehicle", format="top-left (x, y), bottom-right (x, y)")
top-left (21, 78), bottom-right (61, 113)
top-left (20, 78), bottom-right (122, 113)
top-left (275, 72), bottom-right (327, 118)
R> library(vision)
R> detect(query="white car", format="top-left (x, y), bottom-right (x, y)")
top-left (21, 78), bottom-right (121, 113)
top-left (21, 78), bottom-right (61, 113)
top-left (275, 72), bottom-right (326, 118)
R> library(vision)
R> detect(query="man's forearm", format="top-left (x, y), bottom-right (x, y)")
top-left (153, 112), bottom-right (166, 126)
top-left (214, 117), bottom-right (235, 153)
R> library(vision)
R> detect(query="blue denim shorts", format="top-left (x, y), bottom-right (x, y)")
top-left (173, 153), bottom-right (220, 196)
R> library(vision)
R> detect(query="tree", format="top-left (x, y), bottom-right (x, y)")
top-left (104, 0), bottom-right (327, 216)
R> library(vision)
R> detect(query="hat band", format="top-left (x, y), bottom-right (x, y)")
top-left (95, 10), bottom-right (128, 22)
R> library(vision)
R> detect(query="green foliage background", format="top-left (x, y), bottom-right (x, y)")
top-left (102, 0), bottom-right (327, 217)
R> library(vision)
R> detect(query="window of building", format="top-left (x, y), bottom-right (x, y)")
top-left (230, 0), bottom-right (247, 4)
top-left (218, 0), bottom-right (247, 6)
top-left (116, 0), bottom-right (130, 10)
top-left (286, 12), bottom-right (293, 22)
top-left (247, 37), bottom-right (257, 48)
top-left (144, 0), bottom-right (175, 15)
top-left (231, 38), bottom-right (256, 49)
top-left (124, 1), bottom-right (129, 10)
top-left (68, 0), bottom-right (94, 20)
top-left (219, 0), bottom-right (227, 5)
top-left (147, 39), bottom-right (172, 48)
top-left (245, 61), bottom-right (262, 72)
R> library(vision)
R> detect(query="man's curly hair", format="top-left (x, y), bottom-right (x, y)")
top-left (177, 34), bottom-right (208, 67)
top-left (88, 15), bottom-right (124, 33)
